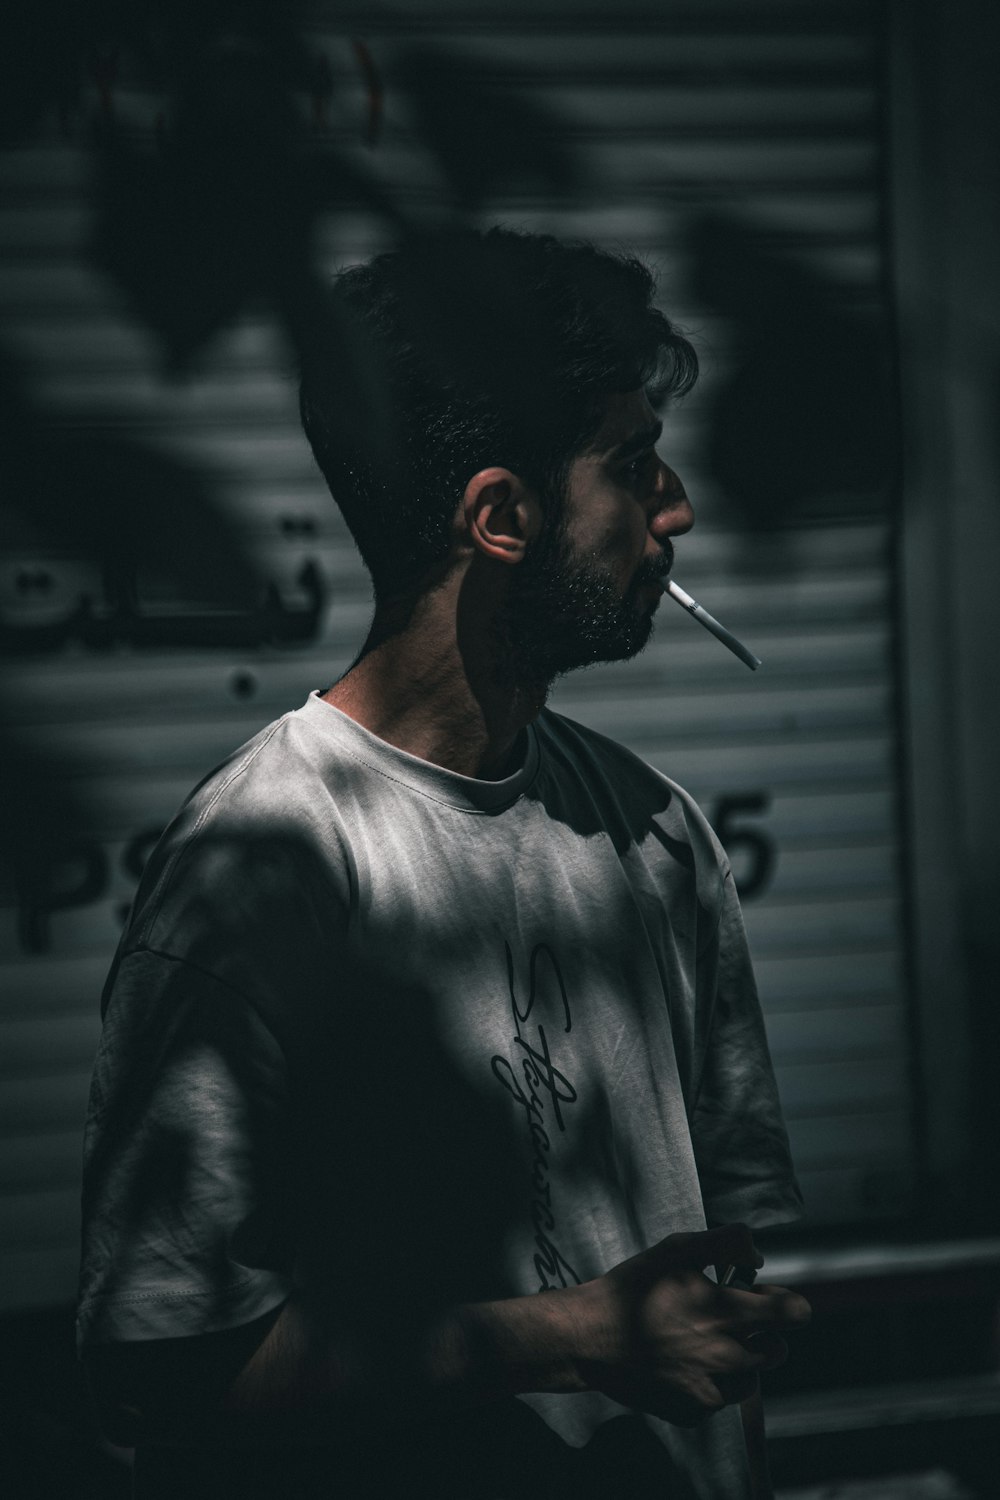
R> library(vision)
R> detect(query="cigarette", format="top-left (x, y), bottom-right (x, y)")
top-left (720, 1263), bottom-right (759, 1290)
top-left (666, 579), bottom-right (761, 671)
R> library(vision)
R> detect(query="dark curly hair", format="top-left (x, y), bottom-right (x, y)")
top-left (300, 227), bottom-right (697, 600)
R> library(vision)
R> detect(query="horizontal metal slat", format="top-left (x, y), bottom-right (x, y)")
top-left (764, 788), bottom-right (894, 843)
top-left (0, 206), bottom-right (91, 250)
top-left (784, 1109), bottom-right (911, 1170)
top-left (9, 714), bottom-right (292, 776)
top-left (753, 844), bottom-right (898, 899)
top-left (792, 1161), bottom-right (916, 1223)
top-left (652, 633), bottom-right (890, 681)
top-left (23, 371), bottom-right (302, 423)
top-left (307, 4), bottom-right (879, 38)
top-left (765, 1003), bottom-right (905, 1061)
top-left (361, 133), bottom-right (881, 188)
top-left (554, 682), bottom-right (891, 739)
top-left (0, 1131), bottom-right (85, 1192)
top-left (743, 894), bottom-right (900, 954)
top-left (0, 1015), bottom-right (102, 1082)
top-left (0, 1073), bottom-right (92, 1134)
top-left (3, 315), bottom-right (284, 370)
top-left (644, 733), bottom-right (894, 793)
top-left (754, 950), bottom-right (901, 1010)
top-left (380, 44), bottom-right (875, 83)
top-left (1, 905), bottom-right (176, 968)
top-left (0, 146), bottom-right (88, 191)
top-left (481, 85), bottom-right (877, 131)
top-left (2, 660), bottom-right (330, 728)
top-left (0, 1186), bottom-right (80, 1250)
top-left (0, 957), bottom-right (110, 1021)
top-left (776, 1055), bottom-right (909, 1116)
top-left (0, 264), bottom-right (125, 311)
top-left (0, 1246), bottom-right (80, 1314)
top-left (558, 632), bottom-right (892, 693)
top-left (152, 430), bottom-right (319, 481)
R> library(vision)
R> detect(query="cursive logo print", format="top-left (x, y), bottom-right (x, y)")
top-left (491, 941), bottom-right (582, 1291)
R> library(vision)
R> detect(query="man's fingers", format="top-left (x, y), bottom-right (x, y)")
top-left (664, 1373), bottom-right (728, 1424)
top-left (722, 1283), bottom-right (812, 1330)
top-left (742, 1330), bottom-right (789, 1371)
top-left (698, 1337), bottom-right (766, 1406)
top-left (754, 1282), bottom-right (812, 1321)
top-left (689, 1374), bottom-right (730, 1412)
top-left (712, 1368), bottom-right (761, 1407)
top-left (717, 1336), bottom-right (770, 1374)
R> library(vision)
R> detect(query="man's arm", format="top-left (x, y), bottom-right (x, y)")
top-left (88, 1223), bottom-right (809, 1445)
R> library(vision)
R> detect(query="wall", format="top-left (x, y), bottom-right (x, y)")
top-left (0, 0), bottom-right (914, 1315)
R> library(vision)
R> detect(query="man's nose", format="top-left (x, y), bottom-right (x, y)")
top-left (650, 463), bottom-right (695, 538)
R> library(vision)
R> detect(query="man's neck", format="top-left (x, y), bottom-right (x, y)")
top-left (322, 573), bottom-right (546, 780)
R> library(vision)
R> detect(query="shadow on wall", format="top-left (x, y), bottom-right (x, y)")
top-left (688, 213), bottom-right (896, 537)
top-left (0, 3), bottom-right (584, 886)
top-left (0, 5), bottom-right (898, 874)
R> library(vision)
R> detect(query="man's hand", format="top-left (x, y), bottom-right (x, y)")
top-left (99, 1224), bottom-right (809, 1442)
top-left (568, 1223), bottom-right (810, 1426)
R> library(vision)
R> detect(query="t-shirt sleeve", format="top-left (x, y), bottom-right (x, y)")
top-left (690, 869), bottom-right (804, 1230)
top-left (77, 948), bottom-right (295, 1349)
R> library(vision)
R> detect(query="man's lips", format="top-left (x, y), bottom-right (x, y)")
top-left (635, 544), bottom-right (673, 592)
top-left (634, 574), bottom-right (665, 615)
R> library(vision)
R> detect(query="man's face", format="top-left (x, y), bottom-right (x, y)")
top-left (503, 391), bottom-right (695, 682)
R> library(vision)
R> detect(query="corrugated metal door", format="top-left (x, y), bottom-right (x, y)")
top-left (0, 0), bottom-right (908, 1313)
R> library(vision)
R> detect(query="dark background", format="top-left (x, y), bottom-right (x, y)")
top-left (1, 1), bottom-right (998, 1494)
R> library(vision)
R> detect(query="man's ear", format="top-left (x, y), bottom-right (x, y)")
top-left (462, 467), bottom-right (542, 564)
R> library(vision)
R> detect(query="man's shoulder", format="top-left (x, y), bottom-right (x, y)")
top-left (185, 693), bottom-right (365, 837)
top-left (536, 707), bottom-right (726, 863)
top-left (534, 707), bottom-right (733, 933)
top-left (180, 695), bottom-right (347, 825)
top-left (120, 698), bottom-right (358, 969)
top-left (537, 707), bottom-right (705, 820)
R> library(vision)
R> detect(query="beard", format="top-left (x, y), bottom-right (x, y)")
top-left (499, 518), bottom-right (672, 687)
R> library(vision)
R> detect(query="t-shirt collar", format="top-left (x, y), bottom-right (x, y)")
top-left (297, 690), bottom-right (540, 812)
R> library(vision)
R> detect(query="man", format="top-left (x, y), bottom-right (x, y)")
top-left (78, 229), bottom-right (809, 1499)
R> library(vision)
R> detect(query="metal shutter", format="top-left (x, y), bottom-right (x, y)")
top-left (0, 0), bottom-right (906, 1313)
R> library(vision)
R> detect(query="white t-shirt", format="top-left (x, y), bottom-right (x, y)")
top-left (78, 691), bottom-right (801, 1498)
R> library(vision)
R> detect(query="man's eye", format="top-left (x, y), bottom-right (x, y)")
top-left (623, 452), bottom-right (655, 482)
